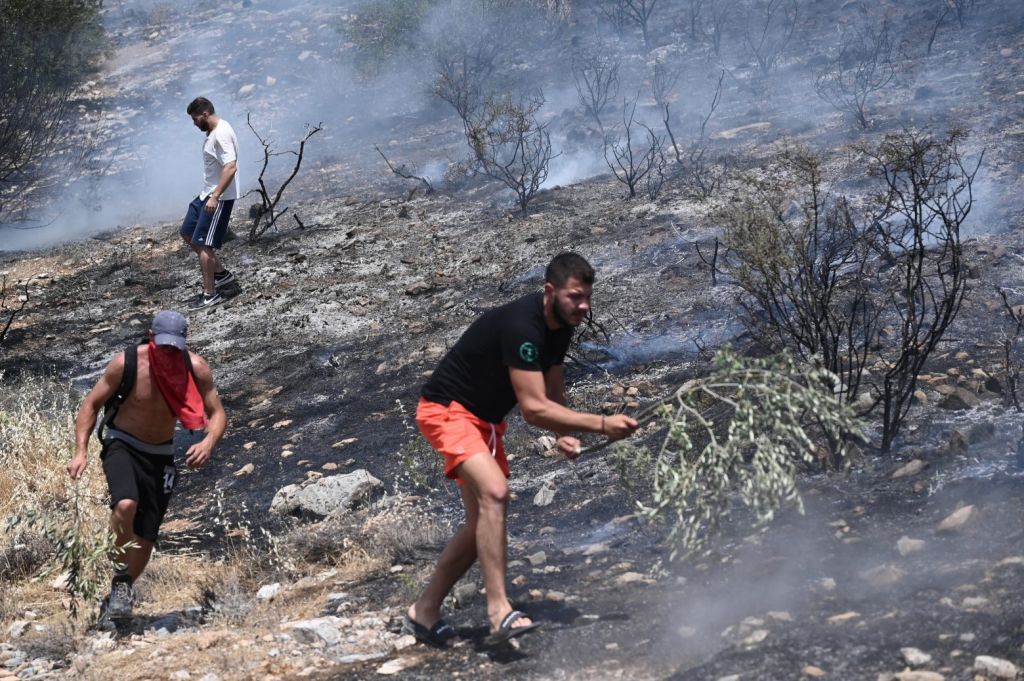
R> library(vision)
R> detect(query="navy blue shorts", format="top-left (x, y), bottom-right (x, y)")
top-left (180, 195), bottom-right (234, 249)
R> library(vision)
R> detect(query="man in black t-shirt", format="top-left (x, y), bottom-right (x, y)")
top-left (404, 253), bottom-right (639, 648)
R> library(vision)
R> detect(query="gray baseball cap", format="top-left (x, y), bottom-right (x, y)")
top-left (151, 310), bottom-right (188, 350)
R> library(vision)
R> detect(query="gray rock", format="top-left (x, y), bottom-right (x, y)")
top-left (974, 655), bottom-right (1019, 678)
top-left (937, 387), bottom-right (980, 410)
top-left (282, 617), bottom-right (342, 646)
top-left (897, 536), bottom-right (927, 556)
top-left (526, 551), bottom-right (547, 566)
top-left (7, 621), bottom-right (29, 639)
top-left (893, 672), bottom-right (944, 681)
top-left (937, 505), bottom-right (974, 532)
top-left (270, 470), bottom-right (382, 518)
top-left (900, 647), bottom-right (932, 666)
top-left (859, 564), bottom-right (906, 587)
top-left (533, 480), bottom-right (556, 507)
top-left (169, 672), bottom-right (191, 681)
top-left (257, 583), bottom-right (281, 601)
top-left (892, 459), bottom-right (927, 479)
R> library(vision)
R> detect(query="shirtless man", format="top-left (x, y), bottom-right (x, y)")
top-left (406, 253), bottom-right (639, 647)
top-left (68, 310), bottom-right (226, 618)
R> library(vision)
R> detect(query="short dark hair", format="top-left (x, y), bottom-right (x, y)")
top-left (545, 252), bottom-right (595, 288)
top-left (187, 97), bottom-right (215, 116)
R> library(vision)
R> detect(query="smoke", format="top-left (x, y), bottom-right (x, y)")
top-left (1, 0), bottom-right (1018, 252)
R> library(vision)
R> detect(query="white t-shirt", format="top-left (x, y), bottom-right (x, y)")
top-left (201, 119), bottom-right (240, 201)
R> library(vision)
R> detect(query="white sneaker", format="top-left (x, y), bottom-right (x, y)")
top-left (190, 292), bottom-right (224, 310)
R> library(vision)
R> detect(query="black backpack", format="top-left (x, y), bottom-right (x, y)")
top-left (97, 344), bottom-right (195, 444)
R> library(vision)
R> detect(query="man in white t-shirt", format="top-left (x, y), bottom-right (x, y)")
top-left (180, 97), bottom-right (240, 310)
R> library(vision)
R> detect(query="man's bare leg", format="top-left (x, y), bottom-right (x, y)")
top-left (110, 499), bottom-right (154, 581)
top-left (407, 485), bottom-right (479, 630)
top-left (196, 245), bottom-right (221, 295)
top-left (453, 453), bottom-right (532, 633)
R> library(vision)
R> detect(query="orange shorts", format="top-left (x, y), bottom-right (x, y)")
top-left (416, 397), bottom-right (509, 484)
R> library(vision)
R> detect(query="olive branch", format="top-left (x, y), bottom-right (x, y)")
top-left (613, 349), bottom-right (865, 559)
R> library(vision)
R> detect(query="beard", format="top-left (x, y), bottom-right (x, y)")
top-left (553, 300), bottom-right (582, 328)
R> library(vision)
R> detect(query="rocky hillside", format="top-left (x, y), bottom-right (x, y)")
top-left (2, 0), bottom-right (1024, 679)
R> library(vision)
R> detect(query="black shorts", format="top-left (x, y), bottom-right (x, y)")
top-left (101, 439), bottom-right (177, 543)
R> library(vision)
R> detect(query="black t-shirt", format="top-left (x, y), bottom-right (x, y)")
top-left (421, 292), bottom-right (573, 423)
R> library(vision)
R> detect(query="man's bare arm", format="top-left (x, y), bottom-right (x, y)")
top-left (68, 354), bottom-right (124, 478)
top-left (205, 160), bottom-right (237, 212)
top-left (511, 368), bottom-right (636, 440)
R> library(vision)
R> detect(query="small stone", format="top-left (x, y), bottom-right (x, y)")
top-left (826, 611), bottom-right (860, 624)
top-left (974, 655), bottom-right (1019, 678)
top-left (894, 673), bottom-right (944, 681)
top-left (257, 583), bottom-right (281, 601)
top-left (938, 505), bottom-right (975, 532)
top-left (860, 564), bottom-right (906, 587)
top-left (265, 76), bottom-right (277, 86)
top-left (511, 575), bottom-right (527, 587)
top-left (892, 459), bottom-right (927, 479)
top-left (582, 542), bottom-right (610, 556)
top-left (298, 50), bottom-right (313, 61)
top-left (332, 438), bottom-right (358, 448)
top-left (405, 281), bottom-right (433, 296)
top-left (897, 536), bottom-right (927, 556)
top-left (393, 635), bottom-right (416, 651)
top-left (937, 387), bottom-right (980, 410)
top-left (533, 481), bottom-right (556, 507)
top-left (526, 551), bottom-right (547, 566)
top-left (7, 621), bottom-right (28, 639)
top-left (741, 628), bottom-right (769, 646)
top-left (243, 442), bottom-right (256, 450)
top-left (234, 463), bottom-right (255, 477)
top-left (901, 647), bottom-right (933, 666)
top-left (605, 642), bottom-right (619, 650)
top-left (272, 419), bottom-right (293, 429)
top-left (169, 672), bottom-right (191, 681)
top-left (803, 666), bottom-right (827, 678)
top-left (615, 571), bottom-right (654, 585)
top-left (322, 462), bottom-right (339, 471)
top-left (546, 590), bottom-right (565, 602)
top-left (961, 596), bottom-right (989, 609)
top-left (818, 577), bottom-right (837, 592)
top-left (238, 83), bottom-right (256, 96)
top-left (377, 657), bottom-right (414, 675)
top-left (535, 435), bottom-right (556, 455)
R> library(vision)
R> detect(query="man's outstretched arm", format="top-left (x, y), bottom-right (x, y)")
top-left (68, 354), bottom-right (124, 479)
top-left (511, 367), bottom-right (637, 445)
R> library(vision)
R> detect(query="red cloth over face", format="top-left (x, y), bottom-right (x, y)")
top-left (148, 341), bottom-right (208, 430)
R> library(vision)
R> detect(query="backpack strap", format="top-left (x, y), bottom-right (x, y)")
top-left (97, 344), bottom-right (138, 444)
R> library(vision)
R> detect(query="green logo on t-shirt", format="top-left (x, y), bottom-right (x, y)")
top-left (519, 341), bottom-right (538, 363)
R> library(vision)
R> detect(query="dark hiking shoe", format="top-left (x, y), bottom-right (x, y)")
top-left (214, 270), bottom-right (235, 289)
top-left (106, 580), bottom-right (134, 619)
top-left (190, 292), bottom-right (224, 310)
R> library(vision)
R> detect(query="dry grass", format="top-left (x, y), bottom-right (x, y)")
top-left (0, 373), bottom-right (112, 627)
top-left (282, 495), bottom-right (450, 582)
top-left (0, 373), bottom-right (107, 522)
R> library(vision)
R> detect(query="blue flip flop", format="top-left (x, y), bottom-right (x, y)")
top-left (484, 610), bottom-right (543, 646)
top-left (402, 615), bottom-right (459, 649)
